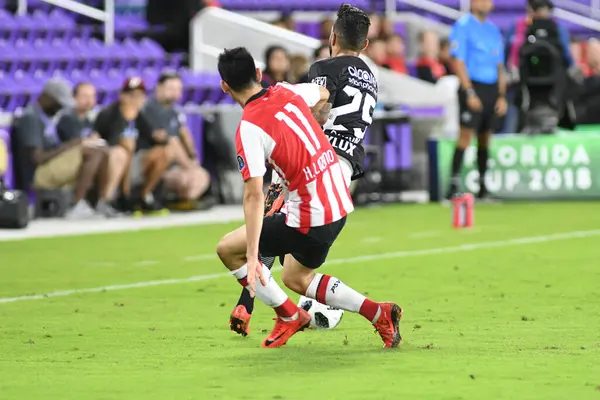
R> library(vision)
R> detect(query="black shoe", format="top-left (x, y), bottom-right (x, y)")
top-left (113, 196), bottom-right (135, 213)
top-left (446, 183), bottom-right (459, 200)
top-left (477, 184), bottom-right (499, 203)
top-left (134, 198), bottom-right (169, 217)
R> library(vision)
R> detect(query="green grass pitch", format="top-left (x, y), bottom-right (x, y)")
top-left (1, 202), bottom-right (600, 399)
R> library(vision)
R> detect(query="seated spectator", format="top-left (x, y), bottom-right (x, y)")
top-left (261, 46), bottom-right (291, 87)
top-left (13, 78), bottom-right (111, 218)
top-left (57, 82), bottom-right (98, 140)
top-left (385, 34), bottom-right (408, 74)
top-left (93, 78), bottom-right (169, 214)
top-left (366, 37), bottom-right (389, 68)
top-left (290, 54), bottom-right (309, 83)
top-left (416, 30), bottom-right (447, 83)
top-left (143, 72), bottom-right (211, 204)
top-left (439, 37), bottom-right (454, 75)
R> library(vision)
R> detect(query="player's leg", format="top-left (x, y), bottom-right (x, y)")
top-left (230, 178), bottom-right (286, 335)
top-left (476, 86), bottom-right (498, 200)
top-left (217, 215), bottom-right (310, 347)
top-left (279, 219), bottom-right (402, 348)
top-left (447, 89), bottom-right (482, 198)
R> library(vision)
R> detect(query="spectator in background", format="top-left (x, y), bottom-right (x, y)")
top-left (439, 37), bottom-right (454, 75)
top-left (366, 37), bottom-right (388, 68)
top-left (290, 54), bottom-right (309, 83)
top-left (273, 13), bottom-right (295, 31)
top-left (587, 39), bottom-right (600, 75)
top-left (368, 13), bottom-right (381, 39)
top-left (571, 39), bottom-right (592, 77)
top-left (416, 30), bottom-right (447, 83)
top-left (385, 34), bottom-right (408, 74)
top-left (320, 17), bottom-right (334, 43)
top-left (93, 78), bottom-right (169, 214)
top-left (57, 82), bottom-right (98, 140)
top-left (296, 45), bottom-right (329, 83)
top-left (505, 0), bottom-right (573, 71)
top-left (13, 79), bottom-right (111, 218)
top-left (380, 15), bottom-right (396, 38)
top-left (261, 46), bottom-right (291, 87)
top-left (143, 72), bottom-right (211, 204)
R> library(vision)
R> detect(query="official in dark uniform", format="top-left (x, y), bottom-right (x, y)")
top-left (447, 0), bottom-right (507, 199)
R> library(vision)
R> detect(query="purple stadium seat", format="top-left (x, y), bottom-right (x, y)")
top-left (0, 10), bottom-right (17, 41)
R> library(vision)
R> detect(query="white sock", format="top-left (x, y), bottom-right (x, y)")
top-left (306, 273), bottom-right (365, 313)
top-left (231, 264), bottom-right (288, 308)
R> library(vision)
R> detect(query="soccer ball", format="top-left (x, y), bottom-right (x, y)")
top-left (298, 296), bottom-right (344, 329)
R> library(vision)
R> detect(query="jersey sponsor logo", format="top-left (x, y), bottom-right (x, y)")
top-left (328, 135), bottom-right (357, 157)
top-left (347, 66), bottom-right (378, 89)
top-left (312, 76), bottom-right (327, 87)
top-left (237, 155), bottom-right (245, 171)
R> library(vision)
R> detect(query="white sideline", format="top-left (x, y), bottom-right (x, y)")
top-left (1, 229), bottom-right (599, 305)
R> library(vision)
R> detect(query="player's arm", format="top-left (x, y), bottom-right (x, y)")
top-left (236, 122), bottom-right (268, 258)
top-left (307, 63), bottom-right (337, 125)
top-left (244, 176), bottom-right (264, 264)
top-left (283, 82), bottom-right (330, 125)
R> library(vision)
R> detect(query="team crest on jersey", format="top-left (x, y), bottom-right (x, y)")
top-left (312, 76), bottom-right (327, 87)
top-left (237, 155), bottom-right (245, 171)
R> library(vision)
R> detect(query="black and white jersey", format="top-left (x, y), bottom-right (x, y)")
top-left (308, 55), bottom-right (378, 180)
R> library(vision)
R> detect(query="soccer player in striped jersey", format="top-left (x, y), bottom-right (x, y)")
top-left (215, 47), bottom-right (402, 348)
top-left (230, 4), bottom-right (381, 337)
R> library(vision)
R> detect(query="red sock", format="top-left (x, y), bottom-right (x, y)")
top-left (359, 299), bottom-right (381, 323)
top-left (274, 298), bottom-right (298, 319)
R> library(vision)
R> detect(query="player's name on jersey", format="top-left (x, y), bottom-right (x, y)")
top-left (303, 149), bottom-right (337, 181)
top-left (328, 134), bottom-right (358, 156)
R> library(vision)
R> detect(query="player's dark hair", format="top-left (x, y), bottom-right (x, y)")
top-left (218, 47), bottom-right (259, 92)
top-left (333, 4), bottom-right (370, 52)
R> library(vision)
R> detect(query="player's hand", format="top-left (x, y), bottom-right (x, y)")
top-left (495, 96), bottom-right (508, 116)
top-left (264, 183), bottom-right (284, 217)
top-left (245, 256), bottom-right (267, 298)
top-left (467, 93), bottom-right (483, 112)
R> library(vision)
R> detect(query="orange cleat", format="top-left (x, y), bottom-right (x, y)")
top-left (262, 308), bottom-right (311, 348)
top-left (373, 302), bottom-right (403, 348)
top-left (230, 305), bottom-right (252, 337)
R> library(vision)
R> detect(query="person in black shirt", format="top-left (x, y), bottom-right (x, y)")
top-left (93, 77), bottom-right (169, 214)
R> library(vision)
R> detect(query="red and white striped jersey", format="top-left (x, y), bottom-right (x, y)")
top-left (235, 82), bottom-right (354, 230)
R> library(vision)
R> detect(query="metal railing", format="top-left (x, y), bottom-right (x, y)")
top-left (385, 0), bottom-right (600, 32)
top-left (16, 0), bottom-right (115, 44)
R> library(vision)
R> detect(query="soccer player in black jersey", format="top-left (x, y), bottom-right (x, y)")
top-left (230, 4), bottom-right (380, 337)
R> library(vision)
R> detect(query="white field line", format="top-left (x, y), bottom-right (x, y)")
top-left (1, 229), bottom-right (599, 305)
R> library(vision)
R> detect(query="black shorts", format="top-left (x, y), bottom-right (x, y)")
top-left (459, 81), bottom-right (500, 134)
top-left (259, 212), bottom-right (346, 269)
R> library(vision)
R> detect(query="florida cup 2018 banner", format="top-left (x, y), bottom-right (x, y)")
top-left (428, 133), bottom-right (600, 201)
